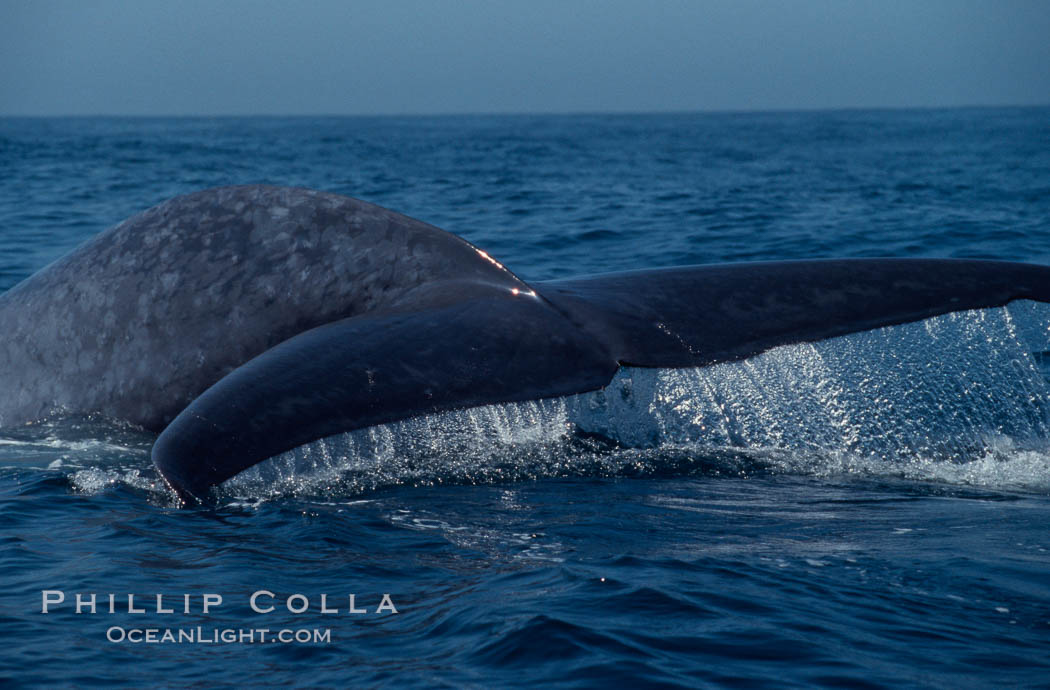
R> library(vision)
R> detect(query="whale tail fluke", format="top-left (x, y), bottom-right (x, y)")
top-left (157, 249), bottom-right (1050, 504)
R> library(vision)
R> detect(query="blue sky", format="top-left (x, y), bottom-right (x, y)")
top-left (1, 0), bottom-right (1048, 115)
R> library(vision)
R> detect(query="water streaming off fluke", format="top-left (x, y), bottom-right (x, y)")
top-left (223, 301), bottom-right (1050, 498)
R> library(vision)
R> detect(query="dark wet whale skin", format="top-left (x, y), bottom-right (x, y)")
top-left (2, 185), bottom-right (1049, 503)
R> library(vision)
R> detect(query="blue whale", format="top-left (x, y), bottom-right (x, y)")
top-left (1, 185), bottom-right (1048, 504)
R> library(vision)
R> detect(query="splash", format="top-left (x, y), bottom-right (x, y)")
top-left (223, 301), bottom-right (1050, 499)
top-left (0, 414), bottom-right (152, 469)
top-left (0, 414), bottom-right (162, 498)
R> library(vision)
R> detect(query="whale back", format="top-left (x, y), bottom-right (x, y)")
top-left (0, 186), bottom-right (525, 429)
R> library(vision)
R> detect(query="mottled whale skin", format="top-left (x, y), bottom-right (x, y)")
top-left (0, 186), bottom-right (520, 430)
top-left (2, 185), bottom-right (1049, 504)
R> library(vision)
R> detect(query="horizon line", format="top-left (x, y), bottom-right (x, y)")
top-left (2, 102), bottom-right (1048, 119)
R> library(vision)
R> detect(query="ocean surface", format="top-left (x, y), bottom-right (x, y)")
top-left (2, 108), bottom-right (1050, 688)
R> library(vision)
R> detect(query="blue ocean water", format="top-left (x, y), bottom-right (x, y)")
top-left (2, 108), bottom-right (1050, 687)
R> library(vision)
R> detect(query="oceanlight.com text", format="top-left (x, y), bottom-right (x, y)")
top-left (106, 626), bottom-right (332, 644)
